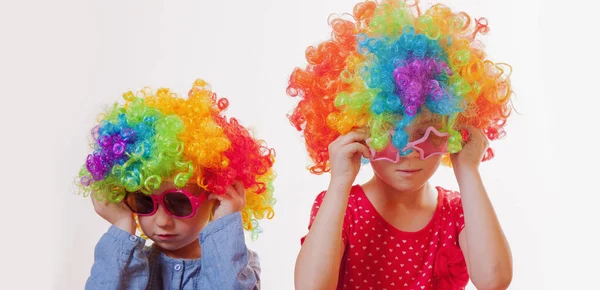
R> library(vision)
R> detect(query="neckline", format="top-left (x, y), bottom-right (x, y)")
top-left (151, 245), bottom-right (203, 265)
top-left (354, 185), bottom-right (443, 238)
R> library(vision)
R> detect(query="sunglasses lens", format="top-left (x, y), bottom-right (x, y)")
top-left (164, 192), bottom-right (193, 217)
top-left (125, 191), bottom-right (154, 214)
top-left (409, 128), bottom-right (449, 159)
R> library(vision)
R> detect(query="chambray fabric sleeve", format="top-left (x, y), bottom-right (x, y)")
top-left (85, 225), bottom-right (150, 290)
top-left (197, 212), bottom-right (261, 290)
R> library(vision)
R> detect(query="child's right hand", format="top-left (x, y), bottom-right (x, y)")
top-left (91, 193), bottom-right (136, 235)
top-left (328, 130), bottom-right (370, 185)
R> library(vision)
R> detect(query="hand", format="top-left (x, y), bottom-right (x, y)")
top-left (209, 181), bottom-right (246, 221)
top-left (450, 126), bottom-right (489, 173)
top-left (328, 130), bottom-right (370, 185)
top-left (91, 193), bottom-right (136, 234)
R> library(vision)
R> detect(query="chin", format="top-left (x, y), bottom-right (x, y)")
top-left (151, 239), bottom-right (173, 250)
top-left (150, 240), bottom-right (181, 251)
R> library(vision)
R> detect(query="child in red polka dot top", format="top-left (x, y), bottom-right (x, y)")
top-left (286, 1), bottom-right (514, 289)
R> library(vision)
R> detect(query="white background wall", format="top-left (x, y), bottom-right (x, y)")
top-left (1, 0), bottom-right (598, 289)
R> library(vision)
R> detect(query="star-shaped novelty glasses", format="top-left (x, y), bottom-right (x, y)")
top-left (367, 127), bottom-right (450, 163)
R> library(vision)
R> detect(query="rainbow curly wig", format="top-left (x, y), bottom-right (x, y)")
top-left (78, 79), bottom-right (276, 238)
top-left (287, 0), bottom-right (513, 173)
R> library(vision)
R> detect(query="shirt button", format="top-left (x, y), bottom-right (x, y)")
top-left (174, 264), bottom-right (182, 271)
top-left (129, 236), bottom-right (137, 242)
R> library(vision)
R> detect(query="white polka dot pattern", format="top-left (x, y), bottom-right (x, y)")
top-left (301, 186), bottom-right (468, 290)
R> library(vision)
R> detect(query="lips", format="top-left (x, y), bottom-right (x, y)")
top-left (397, 169), bottom-right (421, 173)
top-left (396, 169), bottom-right (422, 176)
top-left (156, 234), bottom-right (177, 241)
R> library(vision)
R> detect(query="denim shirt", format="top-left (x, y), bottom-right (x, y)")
top-left (85, 212), bottom-right (260, 290)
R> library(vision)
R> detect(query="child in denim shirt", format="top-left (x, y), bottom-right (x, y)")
top-left (78, 79), bottom-right (276, 290)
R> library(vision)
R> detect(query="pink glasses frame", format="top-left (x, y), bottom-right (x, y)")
top-left (367, 126), bottom-right (450, 163)
top-left (125, 188), bottom-right (209, 218)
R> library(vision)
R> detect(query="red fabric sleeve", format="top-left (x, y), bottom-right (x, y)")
top-left (300, 190), bottom-right (349, 245)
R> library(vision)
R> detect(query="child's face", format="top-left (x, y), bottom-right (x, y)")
top-left (138, 181), bottom-right (213, 255)
top-left (370, 115), bottom-right (444, 192)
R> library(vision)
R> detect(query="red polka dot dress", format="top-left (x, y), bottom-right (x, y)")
top-left (301, 185), bottom-right (469, 290)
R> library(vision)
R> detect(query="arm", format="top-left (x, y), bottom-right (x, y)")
top-left (199, 181), bottom-right (261, 289)
top-left (86, 194), bottom-right (150, 290)
top-left (452, 128), bottom-right (513, 290)
top-left (198, 212), bottom-right (260, 290)
top-left (295, 181), bottom-right (351, 290)
top-left (85, 226), bottom-right (150, 290)
top-left (295, 131), bottom-right (370, 290)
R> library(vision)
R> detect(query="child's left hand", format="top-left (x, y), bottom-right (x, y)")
top-left (450, 125), bottom-right (489, 172)
top-left (209, 181), bottom-right (247, 221)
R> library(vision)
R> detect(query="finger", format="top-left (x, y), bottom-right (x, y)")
top-left (233, 181), bottom-right (247, 205)
top-left (208, 196), bottom-right (221, 212)
top-left (344, 143), bottom-right (371, 159)
top-left (330, 128), bottom-right (367, 145)
top-left (337, 131), bottom-right (369, 146)
top-left (233, 181), bottom-right (246, 198)
top-left (459, 126), bottom-right (483, 144)
top-left (466, 127), bottom-right (487, 146)
top-left (224, 185), bottom-right (239, 200)
top-left (464, 125), bottom-right (485, 137)
top-left (225, 184), bottom-right (245, 207)
top-left (91, 192), bottom-right (110, 207)
top-left (208, 193), bottom-right (227, 202)
top-left (476, 129), bottom-right (488, 143)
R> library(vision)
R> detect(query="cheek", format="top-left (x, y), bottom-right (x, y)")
top-left (197, 200), bottom-right (214, 223)
top-left (179, 202), bottom-right (213, 234)
top-left (419, 155), bottom-right (443, 177)
top-left (138, 216), bottom-right (154, 234)
top-left (370, 160), bottom-right (395, 176)
top-left (175, 219), bottom-right (202, 236)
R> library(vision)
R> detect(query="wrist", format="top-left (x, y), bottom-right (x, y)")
top-left (453, 161), bottom-right (479, 174)
top-left (213, 208), bottom-right (241, 221)
top-left (329, 176), bottom-right (354, 190)
top-left (454, 165), bottom-right (481, 183)
top-left (114, 218), bottom-right (136, 235)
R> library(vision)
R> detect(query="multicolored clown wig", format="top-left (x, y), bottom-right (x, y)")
top-left (77, 79), bottom-right (276, 239)
top-left (287, 0), bottom-right (512, 173)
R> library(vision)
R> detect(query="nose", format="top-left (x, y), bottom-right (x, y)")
top-left (400, 146), bottom-right (421, 160)
top-left (154, 204), bottom-right (175, 228)
top-left (404, 148), bottom-right (421, 159)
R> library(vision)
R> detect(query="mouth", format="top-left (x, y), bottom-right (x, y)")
top-left (156, 234), bottom-right (178, 241)
top-left (396, 169), bottom-right (422, 175)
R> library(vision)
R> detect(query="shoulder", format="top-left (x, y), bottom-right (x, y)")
top-left (308, 185), bottom-right (363, 227)
top-left (436, 186), bottom-right (466, 233)
top-left (312, 184), bottom-right (363, 205)
top-left (437, 186), bottom-right (462, 209)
